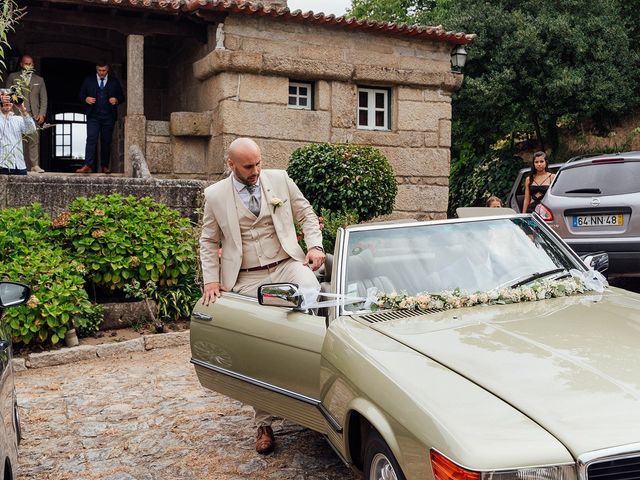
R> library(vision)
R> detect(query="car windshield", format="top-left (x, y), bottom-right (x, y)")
top-left (342, 217), bottom-right (579, 309)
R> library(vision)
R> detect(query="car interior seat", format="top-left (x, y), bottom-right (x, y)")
top-left (345, 249), bottom-right (395, 297)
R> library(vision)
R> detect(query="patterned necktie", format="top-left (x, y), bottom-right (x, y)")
top-left (100, 78), bottom-right (105, 89)
top-left (245, 184), bottom-right (260, 216)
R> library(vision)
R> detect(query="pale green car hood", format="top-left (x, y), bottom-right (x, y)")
top-left (367, 288), bottom-right (640, 457)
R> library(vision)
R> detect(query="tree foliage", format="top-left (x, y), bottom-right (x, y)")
top-left (349, 0), bottom-right (640, 210)
top-left (0, 0), bottom-right (23, 78)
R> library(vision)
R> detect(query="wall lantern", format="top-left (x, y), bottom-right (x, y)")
top-left (451, 45), bottom-right (468, 73)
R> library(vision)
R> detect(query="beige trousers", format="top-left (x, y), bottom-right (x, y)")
top-left (232, 257), bottom-right (320, 298)
top-left (233, 258), bottom-right (320, 428)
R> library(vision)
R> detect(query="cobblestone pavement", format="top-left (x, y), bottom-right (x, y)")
top-left (15, 344), bottom-right (357, 480)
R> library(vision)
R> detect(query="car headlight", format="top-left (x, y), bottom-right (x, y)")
top-left (431, 450), bottom-right (577, 480)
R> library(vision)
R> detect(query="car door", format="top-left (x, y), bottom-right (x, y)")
top-left (190, 293), bottom-right (329, 433)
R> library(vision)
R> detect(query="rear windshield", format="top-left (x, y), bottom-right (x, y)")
top-left (551, 161), bottom-right (640, 196)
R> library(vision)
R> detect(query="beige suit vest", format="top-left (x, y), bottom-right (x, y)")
top-left (234, 187), bottom-right (290, 269)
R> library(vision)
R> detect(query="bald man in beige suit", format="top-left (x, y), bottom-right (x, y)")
top-left (199, 137), bottom-right (325, 454)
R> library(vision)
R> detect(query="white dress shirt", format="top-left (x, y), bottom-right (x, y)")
top-left (0, 112), bottom-right (36, 170)
top-left (232, 175), bottom-right (262, 210)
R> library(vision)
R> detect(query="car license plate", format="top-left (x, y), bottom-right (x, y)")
top-left (572, 214), bottom-right (624, 227)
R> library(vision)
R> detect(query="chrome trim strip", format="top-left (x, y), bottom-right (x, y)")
top-left (323, 434), bottom-right (351, 468)
top-left (191, 312), bottom-right (212, 321)
top-left (190, 357), bottom-right (320, 406)
top-left (318, 403), bottom-right (343, 434)
top-left (577, 443), bottom-right (640, 480)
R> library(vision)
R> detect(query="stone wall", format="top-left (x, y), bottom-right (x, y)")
top-left (179, 15), bottom-right (458, 219)
top-left (0, 175), bottom-right (207, 220)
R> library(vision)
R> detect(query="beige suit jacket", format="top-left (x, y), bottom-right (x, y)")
top-left (200, 169), bottom-right (323, 290)
top-left (6, 71), bottom-right (48, 118)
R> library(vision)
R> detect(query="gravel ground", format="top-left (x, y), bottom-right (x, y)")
top-left (15, 343), bottom-right (357, 480)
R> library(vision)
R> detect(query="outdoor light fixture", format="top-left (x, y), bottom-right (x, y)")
top-left (451, 45), bottom-right (468, 73)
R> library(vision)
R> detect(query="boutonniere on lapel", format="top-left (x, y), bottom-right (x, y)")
top-left (269, 197), bottom-right (287, 213)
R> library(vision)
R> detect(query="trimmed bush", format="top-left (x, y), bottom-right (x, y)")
top-left (319, 208), bottom-right (359, 254)
top-left (287, 143), bottom-right (397, 222)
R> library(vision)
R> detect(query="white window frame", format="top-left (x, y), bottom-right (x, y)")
top-left (357, 87), bottom-right (390, 131)
top-left (288, 81), bottom-right (313, 110)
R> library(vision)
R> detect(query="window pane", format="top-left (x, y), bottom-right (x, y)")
top-left (72, 124), bottom-right (87, 159)
top-left (375, 111), bottom-right (385, 127)
top-left (359, 91), bottom-right (368, 108)
top-left (63, 125), bottom-right (71, 134)
top-left (376, 92), bottom-right (385, 109)
top-left (359, 110), bottom-right (369, 126)
top-left (289, 96), bottom-right (297, 106)
top-left (299, 87), bottom-right (308, 96)
top-left (56, 146), bottom-right (64, 156)
top-left (289, 86), bottom-right (297, 95)
top-left (55, 113), bottom-right (64, 120)
top-left (299, 97), bottom-right (308, 107)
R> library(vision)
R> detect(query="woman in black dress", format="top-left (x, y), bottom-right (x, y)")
top-left (522, 151), bottom-right (555, 213)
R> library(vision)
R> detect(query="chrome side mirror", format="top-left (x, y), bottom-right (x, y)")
top-left (581, 252), bottom-right (609, 274)
top-left (258, 283), bottom-right (302, 309)
top-left (0, 282), bottom-right (31, 308)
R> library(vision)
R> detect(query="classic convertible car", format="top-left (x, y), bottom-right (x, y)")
top-left (191, 214), bottom-right (640, 480)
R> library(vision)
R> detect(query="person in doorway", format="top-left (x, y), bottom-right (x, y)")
top-left (0, 92), bottom-right (37, 175)
top-left (199, 137), bottom-right (325, 454)
top-left (5, 55), bottom-right (48, 173)
top-left (76, 62), bottom-right (125, 174)
top-left (522, 151), bottom-right (555, 213)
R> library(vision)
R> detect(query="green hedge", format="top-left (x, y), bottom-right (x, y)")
top-left (287, 143), bottom-right (397, 222)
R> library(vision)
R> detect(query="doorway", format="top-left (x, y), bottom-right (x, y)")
top-left (40, 58), bottom-right (94, 172)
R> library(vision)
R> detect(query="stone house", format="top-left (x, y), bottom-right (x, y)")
top-left (6, 0), bottom-right (473, 219)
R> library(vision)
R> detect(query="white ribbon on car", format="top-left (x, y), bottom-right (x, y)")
top-left (570, 268), bottom-right (609, 293)
top-left (295, 287), bottom-right (380, 311)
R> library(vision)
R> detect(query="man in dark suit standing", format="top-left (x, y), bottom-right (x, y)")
top-left (76, 62), bottom-right (125, 173)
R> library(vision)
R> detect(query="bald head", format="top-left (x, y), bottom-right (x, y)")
top-left (227, 138), bottom-right (262, 185)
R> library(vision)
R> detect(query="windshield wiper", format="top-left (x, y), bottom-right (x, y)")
top-left (508, 268), bottom-right (568, 288)
top-left (564, 188), bottom-right (601, 194)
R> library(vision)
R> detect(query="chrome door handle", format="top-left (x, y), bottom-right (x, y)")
top-left (192, 312), bottom-right (212, 321)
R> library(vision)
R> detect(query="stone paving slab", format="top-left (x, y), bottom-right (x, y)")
top-left (15, 343), bottom-right (357, 480)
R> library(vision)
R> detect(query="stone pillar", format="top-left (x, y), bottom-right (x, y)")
top-left (124, 34), bottom-right (146, 176)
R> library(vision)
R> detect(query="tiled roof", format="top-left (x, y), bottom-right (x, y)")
top-left (79, 0), bottom-right (476, 45)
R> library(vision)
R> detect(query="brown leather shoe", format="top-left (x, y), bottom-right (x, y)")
top-left (101, 166), bottom-right (110, 174)
top-left (255, 426), bottom-right (274, 454)
top-left (75, 165), bottom-right (92, 173)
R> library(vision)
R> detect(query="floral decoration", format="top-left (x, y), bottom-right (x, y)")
top-left (371, 275), bottom-right (592, 313)
top-left (270, 197), bottom-right (287, 213)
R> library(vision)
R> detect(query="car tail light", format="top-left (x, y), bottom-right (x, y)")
top-left (430, 450), bottom-right (577, 480)
top-left (534, 203), bottom-right (553, 221)
top-left (430, 450), bottom-right (480, 480)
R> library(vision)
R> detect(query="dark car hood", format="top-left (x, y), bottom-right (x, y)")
top-left (368, 289), bottom-right (640, 456)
